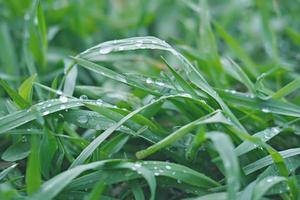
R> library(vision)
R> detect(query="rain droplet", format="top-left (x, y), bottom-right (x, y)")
top-left (266, 177), bottom-right (273, 183)
top-left (96, 99), bottom-right (103, 105)
top-left (43, 111), bottom-right (50, 115)
top-left (60, 105), bottom-right (66, 110)
top-left (134, 163), bottom-right (142, 168)
top-left (146, 78), bottom-right (153, 84)
top-left (34, 17), bottom-right (38, 25)
top-left (177, 179), bottom-right (182, 184)
top-left (262, 108), bottom-right (270, 113)
top-left (116, 74), bottom-right (127, 83)
top-left (271, 127), bottom-right (280, 134)
top-left (99, 46), bottom-right (113, 54)
top-left (154, 166), bottom-right (158, 170)
top-left (181, 93), bottom-right (192, 98)
top-left (78, 115), bottom-right (88, 124)
top-left (165, 165), bottom-right (171, 170)
top-left (151, 40), bottom-right (158, 44)
top-left (136, 40), bottom-right (143, 48)
top-left (57, 90), bottom-right (63, 95)
top-left (155, 81), bottom-right (165, 86)
top-left (131, 167), bottom-right (137, 171)
top-left (59, 96), bottom-right (68, 103)
top-left (79, 95), bottom-right (88, 100)
top-left (154, 172), bottom-right (160, 176)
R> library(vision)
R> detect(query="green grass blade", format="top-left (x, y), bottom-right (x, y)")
top-left (271, 78), bottom-right (300, 100)
top-left (70, 94), bottom-right (197, 168)
top-left (206, 131), bottom-right (240, 200)
top-left (252, 176), bottom-right (286, 200)
top-left (0, 79), bottom-right (30, 109)
top-left (26, 135), bottom-right (41, 194)
top-left (18, 74), bottom-right (37, 103)
top-left (243, 148), bottom-right (300, 175)
top-left (136, 110), bottom-right (230, 159)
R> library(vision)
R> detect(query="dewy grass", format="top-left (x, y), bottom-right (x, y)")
top-left (0, 0), bottom-right (300, 200)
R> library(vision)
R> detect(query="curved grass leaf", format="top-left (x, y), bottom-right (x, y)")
top-left (70, 94), bottom-right (201, 168)
top-left (243, 148), bottom-right (300, 175)
top-left (252, 176), bottom-right (287, 200)
top-left (77, 36), bottom-right (248, 134)
top-left (0, 164), bottom-right (18, 181)
top-left (235, 126), bottom-right (281, 156)
top-left (1, 141), bottom-right (30, 162)
top-left (18, 74), bottom-right (36, 103)
top-left (136, 110), bottom-right (230, 159)
top-left (31, 160), bottom-right (156, 200)
top-left (206, 131), bottom-right (240, 200)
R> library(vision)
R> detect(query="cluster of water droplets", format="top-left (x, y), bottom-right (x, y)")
top-left (225, 89), bottom-right (237, 94)
top-left (261, 107), bottom-right (271, 113)
top-left (263, 127), bottom-right (280, 140)
top-left (145, 77), bottom-right (166, 88)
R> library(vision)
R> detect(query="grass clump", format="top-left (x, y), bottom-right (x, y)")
top-left (0, 0), bottom-right (300, 200)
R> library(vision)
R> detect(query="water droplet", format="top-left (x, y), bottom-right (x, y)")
top-left (151, 40), bottom-right (158, 44)
top-left (43, 111), bottom-right (50, 115)
top-left (57, 90), bottom-right (63, 95)
top-left (154, 172), bottom-right (160, 176)
top-left (136, 40), bottom-right (143, 48)
top-left (34, 17), bottom-right (38, 25)
top-left (116, 74), bottom-right (127, 83)
top-left (155, 82), bottom-right (165, 86)
top-left (177, 179), bottom-right (182, 184)
top-left (137, 170), bottom-right (142, 174)
top-left (262, 108), bottom-right (270, 113)
top-left (134, 163), bottom-right (142, 168)
top-left (79, 95), bottom-right (88, 100)
top-left (78, 115), bottom-right (88, 124)
top-left (159, 169), bottom-right (164, 173)
top-left (181, 93), bottom-right (192, 98)
top-left (266, 177), bottom-right (273, 183)
top-left (99, 46), bottom-right (113, 54)
top-left (154, 166), bottom-right (158, 170)
top-left (60, 105), bottom-right (66, 110)
top-left (165, 165), bottom-right (171, 170)
top-left (146, 78), bottom-right (153, 84)
top-left (172, 172), bottom-right (176, 175)
top-left (96, 99), bottom-right (103, 105)
top-left (59, 96), bottom-right (68, 103)
top-left (131, 167), bottom-right (137, 171)
top-left (271, 127), bottom-right (280, 134)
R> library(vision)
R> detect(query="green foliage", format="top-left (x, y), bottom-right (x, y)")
top-left (0, 0), bottom-right (300, 199)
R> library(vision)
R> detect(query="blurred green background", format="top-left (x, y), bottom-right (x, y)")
top-left (1, 0), bottom-right (300, 82)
